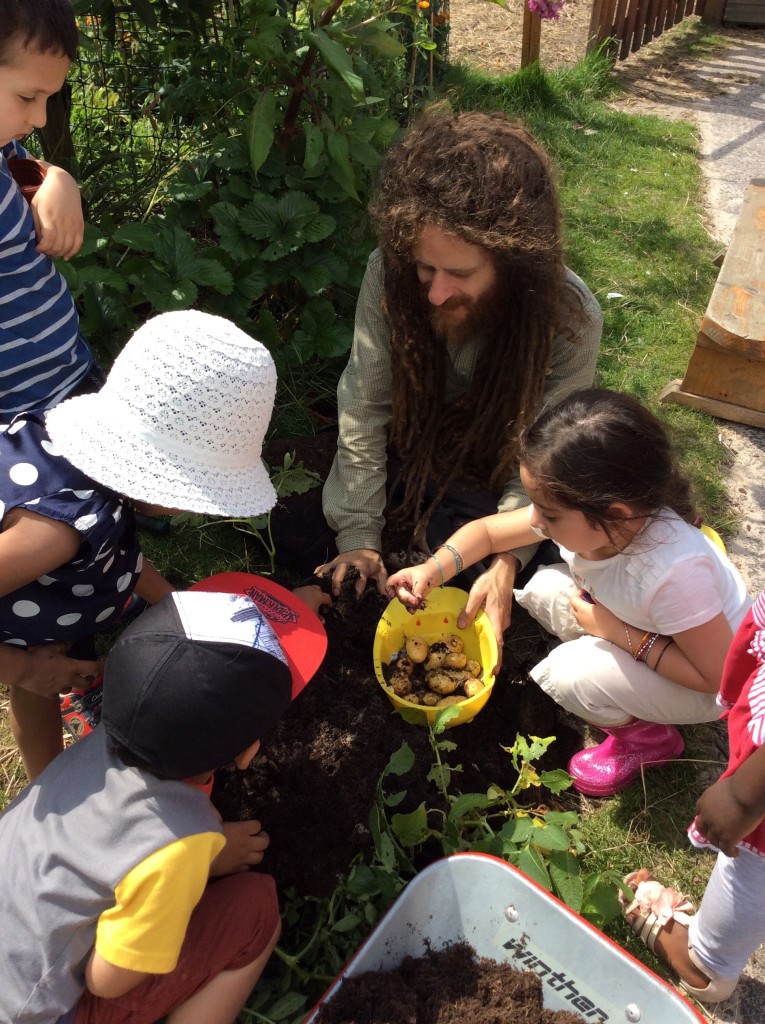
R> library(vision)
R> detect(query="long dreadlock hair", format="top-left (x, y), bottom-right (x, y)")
top-left (369, 110), bottom-right (567, 543)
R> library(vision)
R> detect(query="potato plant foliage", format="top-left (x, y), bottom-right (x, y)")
top-left (65, 0), bottom-right (442, 376)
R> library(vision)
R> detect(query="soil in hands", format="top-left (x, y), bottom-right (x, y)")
top-left (313, 943), bottom-right (585, 1024)
top-left (212, 546), bottom-right (580, 898)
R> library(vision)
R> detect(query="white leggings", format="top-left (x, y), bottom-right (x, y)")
top-left (515, 564), bottom-right (720, 727)
top-left (689, 848), bottom-right (765, 980)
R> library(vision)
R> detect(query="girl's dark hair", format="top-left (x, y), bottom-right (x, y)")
top-left (0, 0), bottom-right (78, 64)
top-left (519, 388), bottom-right (696, 530)
top-left (369, 110), bottom-right (571, 544)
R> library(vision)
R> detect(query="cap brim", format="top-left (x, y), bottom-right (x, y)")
top-left (190, 573), bottom-right (327, 695)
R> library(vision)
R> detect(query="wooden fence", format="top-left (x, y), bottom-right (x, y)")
top-left (587, 0), bottom-right (715, 61)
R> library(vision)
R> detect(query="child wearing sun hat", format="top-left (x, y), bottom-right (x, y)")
top-left (0, 579), bottom-right (328, 1024)
top-left (0, 309), bottom-right (280, 780)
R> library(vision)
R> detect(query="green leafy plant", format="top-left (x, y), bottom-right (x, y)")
top-left (371, 710), bottom-right (623, 927)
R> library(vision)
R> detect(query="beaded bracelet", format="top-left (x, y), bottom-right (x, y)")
top-left (429, 552), bottom-right (445, 585)
top-left (624, 623), bottom-right (634, 656)
top-left (636, 633), bottom-right (660, 663)
top-left (438, 542), bottom-right (463, 575)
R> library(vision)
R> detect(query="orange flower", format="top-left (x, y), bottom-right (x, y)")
top-left (418, 1), bottom-right (430, 8)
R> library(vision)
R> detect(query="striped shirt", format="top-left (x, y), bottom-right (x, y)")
top-left (323, 248), bottom-right (603, 567)
top-left (0, 140), bottom-right (91, 421)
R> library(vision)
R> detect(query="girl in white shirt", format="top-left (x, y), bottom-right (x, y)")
top-left (387, 388), bottom-right (751, 797)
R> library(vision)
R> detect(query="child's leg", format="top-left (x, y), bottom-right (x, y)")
top-left (512, 563), bottom-right (586, 642)
top-left (689, 849), bottom-right (765, 983)
top-left (531, 636), bottom-right (720, 726)
top-left (73, 873), bottom-right (280, 1024)
top-left (9, 687), bottom-right (64, 780)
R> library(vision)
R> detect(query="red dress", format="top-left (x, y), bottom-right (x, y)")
top-left (688, 590), bottom-right (765, 857)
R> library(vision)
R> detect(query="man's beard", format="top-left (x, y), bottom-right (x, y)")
top-left (427, 277), bottom-right (505, 344)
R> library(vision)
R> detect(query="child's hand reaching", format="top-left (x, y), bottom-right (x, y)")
top-left (387, 560), bottom-right (441, 610)
top-left (211, 820), bottom-right (271, 876)
top-left (292, 585), bottom-right (332, 617)
top-left (23, 642), bottom-right (102, 698)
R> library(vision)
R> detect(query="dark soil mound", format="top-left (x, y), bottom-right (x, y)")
top-left (313, 943), bottom-right (585, 1024)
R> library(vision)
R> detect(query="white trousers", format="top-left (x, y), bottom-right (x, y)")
top-left (516, 564), bottom-right (720, 727)
top-left (689, 848), bottom-right (765, 980)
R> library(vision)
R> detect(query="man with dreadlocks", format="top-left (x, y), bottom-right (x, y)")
top-left (316, 110), bottom-right (603, 647)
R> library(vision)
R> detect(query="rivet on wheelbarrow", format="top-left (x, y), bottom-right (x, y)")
top-left (503, 904), bottom-right (519, 923)
top-left (625, 1004), bottom-right (642, 1022)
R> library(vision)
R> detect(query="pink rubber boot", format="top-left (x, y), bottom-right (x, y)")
top-left (568, 720), bottom-right (684, 797)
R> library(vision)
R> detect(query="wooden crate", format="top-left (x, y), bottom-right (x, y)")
top-left (661, 178), bottom-right (765, 428)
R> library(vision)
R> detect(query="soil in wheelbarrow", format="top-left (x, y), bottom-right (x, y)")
top-left (211, 568), bottom-right (581, 898)
top-left (313, 943), bottom-right (586, 1024)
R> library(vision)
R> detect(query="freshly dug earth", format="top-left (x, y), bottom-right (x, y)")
top-left (212, 434), bottom-right (580, 897)
top-left (313, 943), bottom-right (585, 1024)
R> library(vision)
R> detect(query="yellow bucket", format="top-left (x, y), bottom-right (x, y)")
top-left (373, 587), bottom-right (498, 728)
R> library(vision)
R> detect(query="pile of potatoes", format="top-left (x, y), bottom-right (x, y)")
top-left (385, 633), bottom-right (485, 708)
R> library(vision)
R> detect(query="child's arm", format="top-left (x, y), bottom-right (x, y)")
top-left (85, 953), bottom-right (149, 999)
top-left (386, 508), bottom-right (538, 608)
top-left (694, 743), bottom-right (765, 856)
top-left (29, 163), bottom-right (84, 260)
top-left (133, 559), bottom-right (175, 605)
top-left (570, 594), bottom-right (731, 693)
top-left (0, 511), bottom-right (101, 694)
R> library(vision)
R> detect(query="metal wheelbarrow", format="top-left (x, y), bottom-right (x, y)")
top-left (305, 852), bottom-right (705, 1023)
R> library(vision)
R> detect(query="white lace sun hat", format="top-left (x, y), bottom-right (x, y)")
top-left (45, 310), bottom-right (279, 517)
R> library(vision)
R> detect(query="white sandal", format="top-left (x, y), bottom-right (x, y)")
top-left (620, 870), bottom-right (739, 1004)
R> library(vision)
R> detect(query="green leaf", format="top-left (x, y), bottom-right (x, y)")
top-left (516, 846), bottom-right (552, 890)
top-left (498, 817), bottom-right (535, 844)
top-left (327, 131), bottom-right (360, 203)
top-left (356, 23), bottom-right (406, 59)
top-left (267, 991), bottom-right (307, 1021)
top-left (306, 28), bottom-right (364, 101)
top-left (391, 803), bottom-right (431, 847)
top-left (448, 792), bottom-right (493, 821)
top-left (303, 123), bottom-right (325, 173)
top-left (529, 822), bottom-right (572, 852)
top-left (112, 222), bottom-right (160, 253)
top-left (432, 705), bottom-right (461, 733)
top-left (246, 89), bottom-right (277, 176)
top-left (539, 768), bottom-right (574, 795)
top-left (549, 851), bottom-right (584, 912)
top-left (383, 741), bottom-right (415, 778)
top-left (332, 913), bottom-right (362, 933)
top-left (185, 257), bottom-right (234, 294)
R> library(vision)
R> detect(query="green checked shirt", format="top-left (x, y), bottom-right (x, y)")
top-left (323, 248), bottom-right (603, 568)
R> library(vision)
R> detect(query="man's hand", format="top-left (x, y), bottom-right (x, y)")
top-left (314, 548), bottom-right (387, 598)
top-left (210, 820), bottom-right (271, 876)
top-left (30, 164), bottom-right (84, 259)
top-left (458, 553), bottom-right (519, 670)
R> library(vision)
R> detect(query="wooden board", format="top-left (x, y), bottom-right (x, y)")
top-left (661, 179), bottom-right (765, 426)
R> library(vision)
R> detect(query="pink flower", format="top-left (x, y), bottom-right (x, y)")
top-left (527, 0), bottom-right (565, 20)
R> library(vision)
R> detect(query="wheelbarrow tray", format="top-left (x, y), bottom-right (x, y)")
top-left (305, 852), bottom-right (704, 1023)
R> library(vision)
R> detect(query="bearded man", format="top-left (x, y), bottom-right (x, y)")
top-left (316, 110), bottom-right (603, 646)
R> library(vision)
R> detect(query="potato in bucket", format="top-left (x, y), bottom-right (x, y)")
top-left (373, 587), bottom-right (498, 728)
